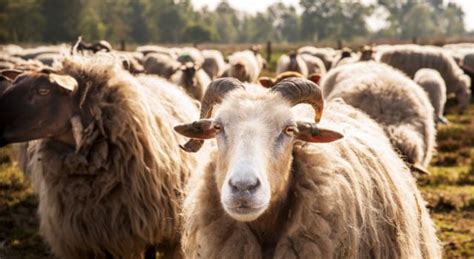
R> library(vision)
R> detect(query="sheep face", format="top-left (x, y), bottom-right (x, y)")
top-left (0, 71), bottom-right (77, 147)
top-left (213, 93), bottom-right (295, 222)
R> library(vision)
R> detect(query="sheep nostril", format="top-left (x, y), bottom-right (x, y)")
top-left (229, 178), bottom-right (260, 193)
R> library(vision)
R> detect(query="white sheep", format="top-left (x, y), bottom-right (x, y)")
top-left (173, 77), bottom-right (440, 258)
top-left (201, 49), bottom-right (227, 79)
top-left (297, 46), bottom-right (336, 70)
top-left (170, 62), bottom-right (211, 100)
top-left (322, 61), bottom-right (436, 174)
top-left (227, 50), bottom-right (263, 83)
top-left (378, 45), bottom-right (471, 109)
top-left (276, 52), bottom-right (309, 77)
top-left (414, 68), bottom-right (448, 124)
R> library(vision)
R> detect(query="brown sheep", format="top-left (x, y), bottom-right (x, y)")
top-left (0, 55), bottom-right (202, 259)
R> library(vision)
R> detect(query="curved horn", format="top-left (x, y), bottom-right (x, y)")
top-left (199, 77), bottom-right (245, 118)
top-left (270, 77), bottom-right (324, 123)
top-left (180, 78), bottom-right (245, 152)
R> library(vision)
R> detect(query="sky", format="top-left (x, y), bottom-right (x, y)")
top-left (191, 0), bottom-right (474, 31)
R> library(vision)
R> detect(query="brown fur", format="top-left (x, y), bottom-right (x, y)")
top-left (26, 55), bottom-right (200, 258)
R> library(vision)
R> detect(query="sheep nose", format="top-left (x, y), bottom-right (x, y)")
top-left (229, 177), bottom-right (260, 193)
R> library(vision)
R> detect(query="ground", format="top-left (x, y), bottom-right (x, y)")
top-left (0, 93), bottom-right (473, 258)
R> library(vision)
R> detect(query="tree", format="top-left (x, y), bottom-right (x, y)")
top-left (0, 0), bottom-right (44, 42)
top-left (42, 0), bottom-right (82, 42)
top-left (300, 0), bottom-right (372, 41)
top-left (401, 4), bottom-right (439, 40)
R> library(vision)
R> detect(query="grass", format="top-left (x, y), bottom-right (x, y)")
top-left (0, 98), bottom-right (473, 258)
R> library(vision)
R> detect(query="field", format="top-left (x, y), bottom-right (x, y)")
top-left (0, 62), bottom-right (473, 258)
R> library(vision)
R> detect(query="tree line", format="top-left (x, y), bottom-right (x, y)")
top-left (0, 0), bottom-right (467, 44)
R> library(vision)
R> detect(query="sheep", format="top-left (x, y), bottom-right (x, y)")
top-left (378, 45), bottom-right (471, 109)
top-left (258, 71), bottom-right (321, 88)
top-left (227, 50), bottom-right (263, 83)
top-left (414, 68), bottom-right (448, 124)
top-left (136, 45), bottom-right (177, 58)
top-left (35, 52), bottom-right (61, 66)
top-left (300, 53), bottom-right (326, 76)
top-left (201, 49), bottom-right (227, 79)
top-left (0, 54), bottom-right (204, 259)
top-left (143, 52), bottom-right (181, 79)
top-left (71, 37), bottom-right (112, 54)
top-left (14, 45), bottom-right (68, 60)
top-left (331, 47), bottom-right (357, 68)
top-left (170, 62), bottom-right (211, 100)
top-left (276, 52), bottom-right (308, 77)
top-left (175, 47), bottom-right (204, 67)
top-left (321, 61), bottom-right (436, 174)
top-left (173, 77), bottom-right (441, 258)
top-left (359, 45), bottom-right (375, 61)
top-left (297, 46), bottom-right (336, 70)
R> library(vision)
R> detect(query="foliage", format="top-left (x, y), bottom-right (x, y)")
top-left (0, 0), bottom-right (467, 44)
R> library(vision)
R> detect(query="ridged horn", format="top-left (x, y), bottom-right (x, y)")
top-left (180, 78), bottom-right (245, 152)
top-left (270, 77), bottom-right (324, 123)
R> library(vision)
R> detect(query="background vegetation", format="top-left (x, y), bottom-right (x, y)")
top-left (0, 0), bottom-right (468, 45)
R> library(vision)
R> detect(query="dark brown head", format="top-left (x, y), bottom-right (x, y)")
top-left (0, 69), bottom-right (80, 147)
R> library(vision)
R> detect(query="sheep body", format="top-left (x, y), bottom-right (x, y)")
top-left (378, 45), bottom-right (471, 108)
top-left (228, 50), bottom-right (262, 83)
top-left (297, 46), bottom-right (335, 70)
top-left (414, 68), bottom-right (448, 124)
top-left (143, 53), bottom-right (181, 79)
top-left (26, 55), bottom-right (201, 258)
top-left (276, 53), bottom-right (308, 77)
top-left (300, 53), bottom-right (327, 75)
top-left (201, 49), bottom-right (227, 79)
top-left (322, 61), bottom-right (436, 169)
top-left (182, 95), bottom-right (440, 258)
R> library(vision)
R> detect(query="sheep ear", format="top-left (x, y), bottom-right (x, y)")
top-left (1, 69), bottom-right (23, 81)
top-left (174, 119), bottom-right (218, 140)
top-left (295, 122), bottom-right (343, 143)
top-left (410, 163), bottom-right (430, 175)
top-left (49, 74), bottom-right (78, 93)
top-left (259, 77), bottom-right (274, 88)
top-left (308, 73), bottom-right (321, 85)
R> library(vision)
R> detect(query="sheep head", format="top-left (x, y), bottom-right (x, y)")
top-left (174, 77), bottom-right (343, 222)
top-left (0, 69), bottom-right (85, 149)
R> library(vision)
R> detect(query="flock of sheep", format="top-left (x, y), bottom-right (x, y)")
top-left (0, 38), bottom-right (472, 259)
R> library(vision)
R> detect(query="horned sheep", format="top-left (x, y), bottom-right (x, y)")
top-left (414, 68), bottom-right (448, 124)
top-left (378, 45), bottom-right (471, 109)
top-left (321, 61), bottom-right (436, 174)
top-left (0, 54), bottom-right (204, 258)
top-left (174, 77), bottom-right (441, 258)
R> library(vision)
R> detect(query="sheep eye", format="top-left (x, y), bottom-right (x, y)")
top-left (38, 88), bottom-right (50, 96)
top-left (214, 124), bottom-right (222, 132)
top-left (283, 126), bottom-right (297, 136)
